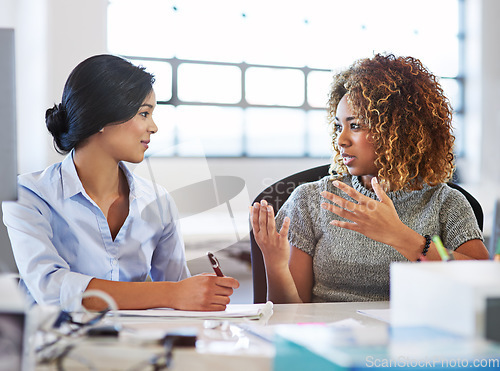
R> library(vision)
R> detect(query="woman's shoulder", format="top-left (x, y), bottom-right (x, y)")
top-left (413, 182), bottom-right (475, 217)
top-left (426, 182), bottom-right (469, 202)
top-left (7, 162), bottom-right (69, 212)
top-left (17, 162), bottom-right (64, 192)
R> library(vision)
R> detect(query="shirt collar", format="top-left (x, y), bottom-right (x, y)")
top-left (61, 151), bottom-right (143, 201)
top-left (120, 161), bottom-right (143, 200)
top-left (61, 151), bottom-right (84, 200)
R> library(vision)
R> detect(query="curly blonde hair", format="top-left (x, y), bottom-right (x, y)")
top-left (327, 53), bottom-right (455, 191)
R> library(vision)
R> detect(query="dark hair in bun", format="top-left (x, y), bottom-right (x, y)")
top-left (45, 54), bottom-right (155, 154)
top-left (45, 103), bottom-right (69, 150)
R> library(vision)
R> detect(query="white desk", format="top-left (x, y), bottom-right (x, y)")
top-left (268, 301), bottom-right (390, 325)
top-left (34, 301), bottom-right (390, 370)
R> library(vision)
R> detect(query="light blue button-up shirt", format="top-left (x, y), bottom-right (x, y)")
top-left (2, 153), bottom-right (190, 311)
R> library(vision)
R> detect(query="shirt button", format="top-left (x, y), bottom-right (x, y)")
top-left (112, 259), bottom-right (118, 266)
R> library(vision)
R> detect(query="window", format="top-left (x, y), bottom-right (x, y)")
top-left (108, 0), bottom-right (464, 158)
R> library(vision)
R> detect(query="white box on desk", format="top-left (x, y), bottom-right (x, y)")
top-left (390, 261), bottom-right (500, 338)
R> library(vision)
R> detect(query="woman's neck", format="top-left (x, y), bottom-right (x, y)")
top-left (72, 143), bottom-right (131, 240)
top-left (360, 175), bottom-right (375, 191)
top-left (72, 146), bottom-right (126, 201)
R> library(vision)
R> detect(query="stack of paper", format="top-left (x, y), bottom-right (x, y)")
top-left (112, 302), bottom-right (273, 321)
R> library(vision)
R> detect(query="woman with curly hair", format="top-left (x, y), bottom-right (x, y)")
top-left (251, 53), bottom-right (489, 304)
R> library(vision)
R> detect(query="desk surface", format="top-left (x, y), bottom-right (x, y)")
top-left (34, 302), bottom-right (390, 371)
top-left (268, 301), bottom-right (390, 325)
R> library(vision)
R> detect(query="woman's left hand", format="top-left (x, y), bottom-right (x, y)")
top-left (320, 177), bottom-right (406, 246)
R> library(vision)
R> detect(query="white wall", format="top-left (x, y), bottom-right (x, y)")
top-left (1, 0), bottom-right (499, 268)
top-left (0, 0), bottom-right (108, 174)
top-left (0, 0), bottom-right (108, 270)
top-left (475, 0), bottom-right (500, 185)
top-left (463, 0), bottom-right (500, 239)
top-left (0, 0), bottom-right (329, 197)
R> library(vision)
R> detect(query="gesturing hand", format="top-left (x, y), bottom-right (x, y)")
top-left (320, 177), bottom-right (406, 246)
top-left (250, 200), bottom-right (291, 271)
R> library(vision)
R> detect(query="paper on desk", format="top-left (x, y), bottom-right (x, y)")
top-left (114, 302), bottom-right (273, 321)
top-left (356, 308), bottom-right (391, 323)
top-left (328, 318), bottom-right (364, 328)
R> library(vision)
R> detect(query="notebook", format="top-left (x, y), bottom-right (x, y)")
top-left (113, 302), bottom-right (273, 321)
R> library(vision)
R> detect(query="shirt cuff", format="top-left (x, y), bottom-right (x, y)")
top-left (60, 272), bottom-right (94, 312)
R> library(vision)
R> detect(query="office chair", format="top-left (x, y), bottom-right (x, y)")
top-left (446, 182), bottom-right (484, 232)
top-left (250, 164), bottom-right (484, 303)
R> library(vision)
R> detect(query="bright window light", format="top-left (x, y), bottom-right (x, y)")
top-left (108, 0), bottom-right (462, 157)
top-left (245, 108), bottom-right (306, 156)
top-left (178, 64), bottom-right (241, 104)
top-left (130, 59), bottom-right (172, 102)
top-left (176, 106), bottom-right (244, 156)
top-left (245, 68), bottom-right (304, 107)
top-left (308, 71), bottom-right (333, 108)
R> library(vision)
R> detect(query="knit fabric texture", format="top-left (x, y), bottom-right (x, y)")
top-left (275, 175), bottom-right (483, 302)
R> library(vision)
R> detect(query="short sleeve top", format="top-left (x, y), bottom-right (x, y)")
top-left (275, 175), bottom-right (483, 302)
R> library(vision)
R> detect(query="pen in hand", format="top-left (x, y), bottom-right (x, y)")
top-left (207, 252), bottom-right (224, 277)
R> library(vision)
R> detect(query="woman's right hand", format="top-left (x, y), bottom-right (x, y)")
top-left (250, 200), bottom-right (291, 273)
top-left (172, 274), bottom-right (240, 311)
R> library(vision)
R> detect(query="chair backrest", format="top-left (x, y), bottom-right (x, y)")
top-left (250, 165), bottom-right (484, 303)
top-left (447, 182), bottom-right (484, 232)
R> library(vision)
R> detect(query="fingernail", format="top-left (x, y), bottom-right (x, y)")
top-left (373, 177), bottom-right (378, 184)
top-left (332, 181), bottom-right (339, 187)
top-left (261, 199), bottom-right (268, 206)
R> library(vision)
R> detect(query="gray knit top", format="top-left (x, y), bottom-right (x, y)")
top-left (275, 175), bottom-right (483, 302)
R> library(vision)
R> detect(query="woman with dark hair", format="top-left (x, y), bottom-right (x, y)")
top-left (251, 53), bottom-right (489, 304)
top-left (3, 54), bottom-right (239, 311)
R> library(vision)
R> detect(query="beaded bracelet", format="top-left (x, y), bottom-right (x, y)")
top-left (417, 234), bottom-right (431, 262)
